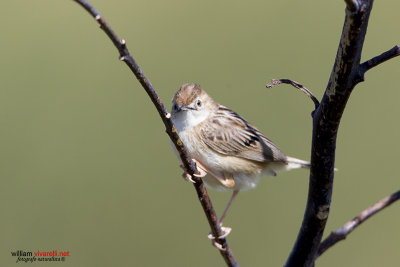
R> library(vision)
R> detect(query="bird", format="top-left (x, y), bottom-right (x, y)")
top-left (171, 83), bottom-right (310, 240)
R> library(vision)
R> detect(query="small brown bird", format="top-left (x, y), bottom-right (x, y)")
top-left (171, 83), bottom-right (310, 239)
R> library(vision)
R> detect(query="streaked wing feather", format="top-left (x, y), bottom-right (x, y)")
top-left (199, 106), bottom-right (286, 162)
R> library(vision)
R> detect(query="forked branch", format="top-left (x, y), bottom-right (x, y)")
top-left (356, 45), bottom-right (400, 83)
top-left (285, 1), bottom-right (399, 266)
top-left (72, 0), bottom-right (237, 266)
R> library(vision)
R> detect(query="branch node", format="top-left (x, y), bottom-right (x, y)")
top-left (120, 39), bottom-right (126, 48)
top-left (349, 45), bottom-right (400, 88)
top-left (119, 55), bottom-right (126, 61)
top-left (344, 0), bottom-right (359, 12)
top-left (354, 71), bottom-right (365, 84)
top-left (165, 112), bottom-right (171, 119)
top-left (359, 45), bottom-right (400, 77)
top-left (316, 205), bottom-right (330, 220)
top-left (94, 15), bottom-right (102, 27)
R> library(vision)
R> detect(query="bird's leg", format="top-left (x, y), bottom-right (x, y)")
top-left (208, 190), bottom-right (239, 248)
top-left (219, 190), bottom-right (239, 225)
top-left (179, 159), bottom-right (207, 183)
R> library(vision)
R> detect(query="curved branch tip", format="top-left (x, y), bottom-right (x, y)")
top-left (266, 79), bottom-right (320, 110)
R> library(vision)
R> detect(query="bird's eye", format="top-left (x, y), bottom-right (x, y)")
top-left (173, 103), bottom-right (178, 110)
top-left (196, 99), bottom-right (202, 107)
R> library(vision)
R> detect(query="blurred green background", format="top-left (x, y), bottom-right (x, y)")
top-left (1, 0), bottom-right (399, 266)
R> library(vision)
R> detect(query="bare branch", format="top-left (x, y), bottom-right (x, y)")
top-left (285, 1), bottom-right (376, 266)
top-left (317, 190), bottom-right (400, 257)
top-left (72, 0), bottom-right (237, 266)
top-left (266, 79), bottom-right (320, 110)
top-left (356, 45), bottom-right (400, 83)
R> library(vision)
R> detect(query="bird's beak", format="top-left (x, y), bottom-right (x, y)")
top-left (178, 104), bottom-right (193, 112)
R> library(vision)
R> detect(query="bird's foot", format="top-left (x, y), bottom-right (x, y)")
top-left (179, 159), bottom-right (208, 183)
top-left (207, 225), bottom-right (232, 240)
top-left (211, 240), bottom-right (226, 251)
top-left (208, 225), bottom-right (232, 251)
top-left (191, 159), bottom-right (208, 178)
top-left (180, 164), bottom-right (196, 183)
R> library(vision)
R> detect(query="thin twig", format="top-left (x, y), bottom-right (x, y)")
top-left (356, 45), bottom-right (400, 83)
top-left (72, 1), bottom-right (237, 266)
top-left (317, 190), bottom-right (400, 257)
top-left (266, 79), bottom-right (320, 110)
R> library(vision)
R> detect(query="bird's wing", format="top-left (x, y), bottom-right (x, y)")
top-left (199, 106), bottom-right (287, 162)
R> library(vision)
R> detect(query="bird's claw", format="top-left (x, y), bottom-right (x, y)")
top-left (182, 172), bottom-right (196, 183)
top-left (208, 226), bottom-right (232, 251)
top-left (180, 164), bottom-right (196, 183)
top-left (211, 240), bottom-right (226, 251)
top-left (207, 226), bottom-right (232, 240)
top-left (179, 159), bottom-right (208, 183)
top-left (193, 166), bottom-right (207, 178)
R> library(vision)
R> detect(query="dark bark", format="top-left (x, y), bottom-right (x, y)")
top-left (266, 45), bottom-right (400, 265)
top-left (285, 1), bottom-right (375, 266)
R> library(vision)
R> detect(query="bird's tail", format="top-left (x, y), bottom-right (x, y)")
top-left (285, 156), bottom-right (311, 170)
top-left (284, 156), bottom-right (338, 171)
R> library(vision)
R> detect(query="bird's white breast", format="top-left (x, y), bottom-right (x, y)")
top-left (171, 111), bottom-right (281, 192)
